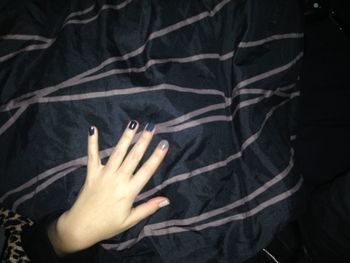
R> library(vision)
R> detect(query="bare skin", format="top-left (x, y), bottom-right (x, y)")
top-left (47, 121), bottom-right (170, 256)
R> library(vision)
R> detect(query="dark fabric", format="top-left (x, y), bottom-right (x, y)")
top-left (296, 8), bottom-right (350, 185)
top-left (0, 0), bottom-right (304, 262)
top-left (299, 171), bottom-right (350, 263)
top-left (21, 211), bottom-right (97, 263)
top-left (296, 2), bottom-right (350, 262)
top-left (332, 0), bottom-right (350, 31)
top-left (244, 221), bottom-right (306, 263)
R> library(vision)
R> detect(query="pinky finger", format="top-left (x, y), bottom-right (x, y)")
top-left (125, 197), bottom-right (170, 228)
top-left (87, 126), bottom-right (101, 170)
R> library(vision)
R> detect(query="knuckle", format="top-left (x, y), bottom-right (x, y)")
top-left (140, 131), bottom-right (152, 141)
top-left (131, 149), bottom-right (144, 161)
top-left (88, 153), bottom-right (95, 161)
top-left (88, 150), bottom-right (97, 160)
top-left (150, 151), bottom-right (164, 164)
top-left (88, 140), bottom-right (97, 147)
top-left (149, 155), bottom-right (161, 166)
top-left (133, 141), bottom-right (147, 155)
top-left (123, 130), bottom-right (134, 141)
top-left (111, 147), bottom-right (123, 158)
top-left (141, 160), bottom-right (158, 175)
top-left (116, 139), bottom-right (128, 151)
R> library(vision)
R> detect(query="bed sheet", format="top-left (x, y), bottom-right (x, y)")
top-left (0, 0), bottom-right (303, 262)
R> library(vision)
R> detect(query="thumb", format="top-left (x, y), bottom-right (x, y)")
top-left (126, 197), bottom-right (170, 227)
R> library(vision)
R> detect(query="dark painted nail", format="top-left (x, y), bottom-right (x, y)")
top-left (88, 126), bottom-right (95, 136)
top-left (145, 123), bottom-right (155, 132)
top-left (128, 120), bottom-right (138, 130)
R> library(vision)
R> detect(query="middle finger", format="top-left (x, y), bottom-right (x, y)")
top-left (118, 123), bottom-right (156, 176)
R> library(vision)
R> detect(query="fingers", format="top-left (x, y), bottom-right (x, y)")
top-left (104, 120), bottom-right (139, 174)
top-left (125, 197), bottom-right (170, 227)
top-left (118, 123), bottom-right (156, 176)
top-left (87, 126), bottom-right (100, 170)
top-left (130, 140), bottom-right (169, 197)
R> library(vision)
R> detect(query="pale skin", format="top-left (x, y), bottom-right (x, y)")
top-left (47, 121), bottom-right (170, 256)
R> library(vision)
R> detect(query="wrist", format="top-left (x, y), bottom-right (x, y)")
top-left (47, 211), bottom-right (90, 256)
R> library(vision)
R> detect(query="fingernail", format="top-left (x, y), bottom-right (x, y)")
top-left (159, 199), bottom-right (170, 208)
top-left (88, 126), bottom-right (95, 136)
top-left (128, 120), bottom-right (137, 130)
top-left (145, 123), bottom-right (155, 132)
top-left (159, 140), bottom-right (169, 150)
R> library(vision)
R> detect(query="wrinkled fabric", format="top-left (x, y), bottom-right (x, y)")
top-left (0, 0), bottom-right (303, 262)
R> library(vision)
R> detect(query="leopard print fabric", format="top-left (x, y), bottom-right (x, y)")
top-left (0, 207), bottom-right (33, 263)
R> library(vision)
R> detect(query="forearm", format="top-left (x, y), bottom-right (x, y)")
top-left (21, 211), bottom-right (98, 263)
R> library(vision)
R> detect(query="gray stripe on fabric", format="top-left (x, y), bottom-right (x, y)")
top-left (0, 0), bottom-right (232, 133)
top-left (160, 115), bottom-right (233, 133)
top-left (0, 50), bottom-right (233, 112)
top-left (1, 49), bottom-right (299, 114)
top-left (0, 0), bottom-right (131, 63)
top-left (10, 113), bottom-right (232, 210)
top-left (139, 150), bottom-right (294, 230)
top-left (1, 88), bottom-right (297, 206)
top-left (147, 0), bottom-right (231, 41)
top-left (134, 85), bottom-right (294, 132)
top-left (233, 52), bottom-right (303, 92)
top-left (0, 34), bottom-right (53, 43)
top-left (64, 0), bottom-right (135, 26)
top-left (34, 83), bottom-right (294, 107)
top-left (0, 41), bottom-right (54, 63)
top-left (36, 85), bottom-right (227, 104)
top-left (0, 31), bottom-right (301, 65)
top-left (0, 102), bottom-right (227, 203)
top-left (43, 0), bottom-right (232, 83)
top-left (103, 177), bottom-right (303, 251)
top-left (148, 86), bottom-right (293, 131)
top-left (3, 155), bottom-right (94, 206)
top-left (135, 148), bottom-right (239, 202)
top-left (136, 92), bottom-right (299, 201)
top-left (238, 33), bottom-right (304, 48)
top-left (0, 36), bottom-right (299, 112)
top-left (158, 88), bottom-right (293, 135)
top-left (175, 178), bottom-right (302, 231)
top-left (3, 90), bottom-right (298, 208)
top-left (12, 166), bottom-right (79, 210)
top-left (159, 102), bottom-right (229, 128)
top-left (0, 106), bottom-right (28, 136)
top-left (160, 178), bottom-right (303, 233)
top-left (262, 249), bottom-right (280, 263)
top-left (1, 83), bottom-right (294, 118)
top-left (0, 157), bottom-right (87, 204)
top-left (66, 52), bottom-right (235, 85)
top-left (64, 4), bottom-right (96, 21)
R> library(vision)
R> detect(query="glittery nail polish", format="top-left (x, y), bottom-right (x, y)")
top-left (128, 120), bottom-right (137, 130)
top-left (88, 126), bottom-right (95, 136)
top-left (159, 140), bottom-right (169, 150)
top-left (145, 123), bottom-right (155, 132)
top-left (159, 199), bottom-right (170, 208)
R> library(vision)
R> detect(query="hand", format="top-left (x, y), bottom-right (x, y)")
top-left (47, 121), bottom-right (170, 255)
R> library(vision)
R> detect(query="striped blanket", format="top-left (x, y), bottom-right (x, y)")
top-left (0, 0), bottom-right (303, 262)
